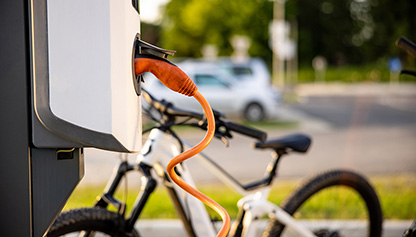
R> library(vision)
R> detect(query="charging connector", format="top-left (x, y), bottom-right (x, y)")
top-left (135, 55), bottom-right (196, 96)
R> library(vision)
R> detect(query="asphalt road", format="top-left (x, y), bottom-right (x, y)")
top-left (292, 95), bottom-right (416, 128)
top-left (183, 93), bottom-right (416, 183)
top-left (80, 90), bottom-right (416, 186)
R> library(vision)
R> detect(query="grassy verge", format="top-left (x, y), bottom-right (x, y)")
top-left (240, 120), bottom-right (299, 130)
top-left (64, 174), bottom-right (416, 220)
top-left (297, 64), bottom-right (416, 84)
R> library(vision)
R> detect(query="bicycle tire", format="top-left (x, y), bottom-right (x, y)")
top-left (46, 207), bottom-right (140, 237)
top-left (262, 169), bottom-right (383, 237)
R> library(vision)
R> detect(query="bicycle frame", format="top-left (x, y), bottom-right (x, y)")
top-left (97, 127), bottom-right (315, 237)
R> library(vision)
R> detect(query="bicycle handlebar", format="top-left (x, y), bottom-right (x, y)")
top-left (142, 89), bottom-right (203, 120)
top-left (223, 121), bottom-right (267, 142)
top-left (142, 90), bottom-right (267, 141)
top-left (396, 37), bottom-right (416, 58)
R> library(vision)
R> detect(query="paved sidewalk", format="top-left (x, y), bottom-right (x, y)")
top-left (135, 219), bottom-right (413, 237)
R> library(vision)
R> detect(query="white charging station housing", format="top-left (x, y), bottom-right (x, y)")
top-left (31, 0), bottom-right (142, 152)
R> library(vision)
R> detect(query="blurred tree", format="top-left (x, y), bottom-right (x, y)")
top-left (159, 0), bottom-right (273, 62)
top-left (286, 0), bottom-right (356, 65)
top-left (369, 0), bottom-right (416, 66)
top-left (141, 21), bottom-right (161, 45)
top-left (289, 0), bottom-right (415, 66)
top-left (155, 0), bottom-right (415, 66)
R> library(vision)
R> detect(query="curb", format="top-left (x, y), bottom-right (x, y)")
top-left (135, 219), bottom-right (413, 237)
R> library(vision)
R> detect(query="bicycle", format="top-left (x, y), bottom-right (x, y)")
top-left (46, 89), bottom-right (383, 237)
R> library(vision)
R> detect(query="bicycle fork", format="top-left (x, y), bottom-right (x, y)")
top-left (94, 161), bottom-right (157, 233)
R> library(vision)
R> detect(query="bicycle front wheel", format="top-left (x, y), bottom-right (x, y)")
top-left (263, 169), bottom-right (383, 237)
top-left (46, 207), bottom-right (139, 237)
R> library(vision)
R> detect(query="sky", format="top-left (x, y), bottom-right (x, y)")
top-left (140, 0), bottom-right (169, 23)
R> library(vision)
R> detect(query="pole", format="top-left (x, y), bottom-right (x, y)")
top-left (273, 0), bottom-right (285, 88)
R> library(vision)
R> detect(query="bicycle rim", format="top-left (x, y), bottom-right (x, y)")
top-left (263, 170), bottom-right (383, 237)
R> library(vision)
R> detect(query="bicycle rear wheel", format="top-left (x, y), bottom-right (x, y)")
top-left (46, 207), bottom-right (139, 237)
top-left (262, 169), bottom-right (383, 237)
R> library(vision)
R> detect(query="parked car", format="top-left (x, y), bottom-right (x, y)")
top-left (178, 57), bottom-right (272, 87)
top-left (215, 57), bottom-right (272, 87)
top-left (142, 62), bottom-right (280, 121)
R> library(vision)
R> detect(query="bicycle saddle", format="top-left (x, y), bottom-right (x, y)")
top-left (254, 133), bottom-right (311, 153)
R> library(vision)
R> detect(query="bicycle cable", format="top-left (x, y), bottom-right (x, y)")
top-left (135, 55), bottom-right (231, 237)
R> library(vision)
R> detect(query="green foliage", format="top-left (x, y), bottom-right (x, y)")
top-left (298, 64), bottom-right (389, 83)
top-left (370, 0), bottom-right (416, 62)
top-left (146, 0), bottom-right (415, 67)
top-left (297, 62), bottom-right (416, 84)
top-left (159, 0), bottom-right (273, 61)
top-left (141, 22), bottom-right (162, 45)
top-left (283, 0), bottom-right (415, 65)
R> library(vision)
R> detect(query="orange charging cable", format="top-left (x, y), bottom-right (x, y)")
top-left (135, 56), bottom-right (231, 236)
top-left (167, 91), bottom-right (231, 237)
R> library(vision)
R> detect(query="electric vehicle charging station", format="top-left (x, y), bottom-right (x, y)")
top-left (0, 0), bottom-right (142, 235)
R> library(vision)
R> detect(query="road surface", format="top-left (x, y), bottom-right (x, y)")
top-left (80, 86), bottom-right (416, 185)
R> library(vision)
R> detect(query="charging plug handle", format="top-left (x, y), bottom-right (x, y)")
top-left (134, 54), bottom-right (197, 97)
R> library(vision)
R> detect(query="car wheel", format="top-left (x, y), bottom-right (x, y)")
top-left (244, 102), bottom-right (265, 121)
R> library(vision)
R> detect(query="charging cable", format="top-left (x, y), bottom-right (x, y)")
top-left (135, 55), bottom-right (231, 236)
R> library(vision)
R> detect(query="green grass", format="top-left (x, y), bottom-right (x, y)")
top-left (64, 174), bottom-right (416, 220)
top-left (240, 120), bottom-right (299, 130)
top-left (372, 174), bottom-right (416, 220)
top-left (296, 64), bottom-right (416, 84)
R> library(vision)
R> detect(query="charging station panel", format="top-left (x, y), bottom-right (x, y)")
top-left (31, 0), bottom-right (142, 152)
top-left (1, 0), bottom-right (143, 236)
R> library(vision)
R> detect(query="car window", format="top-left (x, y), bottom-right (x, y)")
top-left (194, 74), bottom-right (228, 87)
top-left (232, 66), bottom-right (253, 76)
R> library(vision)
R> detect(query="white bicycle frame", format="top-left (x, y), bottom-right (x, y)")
top-left (137, 128), bottom-right (315, 237)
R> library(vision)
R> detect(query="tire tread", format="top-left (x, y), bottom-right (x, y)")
top-left (262, 169), bottom-right (383, 237)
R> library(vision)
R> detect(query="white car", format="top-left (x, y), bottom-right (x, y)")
top-left (142, 64), bottom-right (280, 121)
top-left (178, 57), bottom-right (272, 87)
top-left (215, 57), bottom-right (272, 88)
